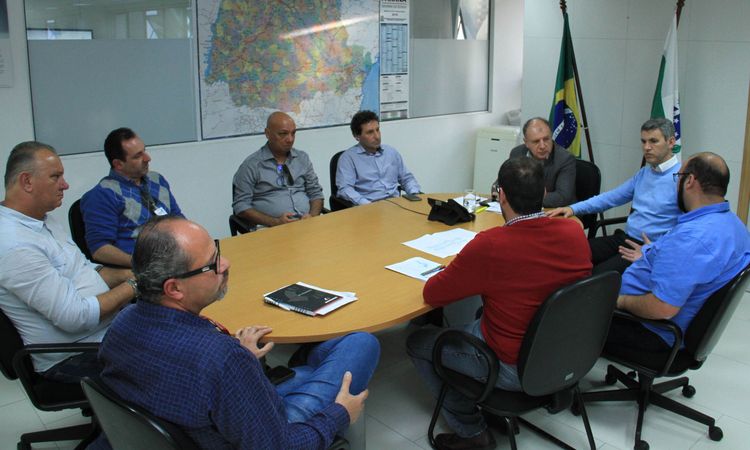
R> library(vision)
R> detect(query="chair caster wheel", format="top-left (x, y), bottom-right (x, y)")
top-left (682, 385), bottom-right (696, 398)
top-left (634, 439), bottom-right (649, 450)
top-left (604, 373), bottom-right (618, 385)
top-left (709, 426), bottom-right (723, 441)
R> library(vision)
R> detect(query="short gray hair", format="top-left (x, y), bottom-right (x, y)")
top-left (522, 117), bottom-right (552, 138)
top-left (132, 216), bottom-right (192, 303)
top-left (4, 141), bottom-right (56, 189)
top-left (641, 117), bottom-right (675, 140)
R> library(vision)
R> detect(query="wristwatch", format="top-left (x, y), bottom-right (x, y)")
top-left (126, 278), bottom-right (138, 296)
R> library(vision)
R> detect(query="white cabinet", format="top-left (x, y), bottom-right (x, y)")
top-left (473, 126), bottom-right (521, 193)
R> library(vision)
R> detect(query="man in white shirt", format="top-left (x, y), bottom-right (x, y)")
top-left (0, 141), bottom-right (136, 382)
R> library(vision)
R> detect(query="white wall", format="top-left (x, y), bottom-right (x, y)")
top-left (522, 0), bottom-right (750, 221)
top-left (0, 0), bottom-right (524, 238)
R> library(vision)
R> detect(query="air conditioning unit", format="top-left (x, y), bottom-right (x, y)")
top-left (473, 126), bottom-right (521, 193)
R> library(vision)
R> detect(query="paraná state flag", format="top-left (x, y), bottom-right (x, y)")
top-left (650, 12), bottom-right (682, 155)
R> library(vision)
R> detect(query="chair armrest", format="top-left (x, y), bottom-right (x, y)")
top-left (330, 196), bottom-right (356, 211)
top-left (432, 330), bottom-right (499, 404)
top-left (13, 342), bottom-right (100, 381)
top-left (591, 215), bottom-right (627, 236)
top-left (610, 309), bottom-right (683, 377)
top-left (229, 214), bottom-right (257, 235)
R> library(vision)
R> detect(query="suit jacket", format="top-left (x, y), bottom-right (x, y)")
top-left (507, 143), bottom-right (576, 207)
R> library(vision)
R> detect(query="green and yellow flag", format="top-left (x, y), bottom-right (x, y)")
top-left (650, 12), bottom-right (681, 155)
top-left (549, 12), bottom-right (583, 157)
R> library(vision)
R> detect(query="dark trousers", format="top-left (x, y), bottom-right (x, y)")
top-left (604, 316), bottom-right (670, 356)
top-left (589, 229), bottom-right (643, 275)
top-left (42, 352), bottom-right (103, 383)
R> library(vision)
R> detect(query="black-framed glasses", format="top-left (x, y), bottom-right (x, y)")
top-left (163, 239), bottom-right (220, 286)
top-left (673, 172), bottom-right (691, 182)
top-left (275, 164), bottom-right (293, 186)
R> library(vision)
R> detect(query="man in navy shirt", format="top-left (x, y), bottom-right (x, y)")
top-left (94, 216), bottom-right (379, 449)
top-left (607, 152), bottom-right (750, 353)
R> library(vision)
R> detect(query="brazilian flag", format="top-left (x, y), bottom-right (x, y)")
top-left (549, 13), bottom-right (582, 157)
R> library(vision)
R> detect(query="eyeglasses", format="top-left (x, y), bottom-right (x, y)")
top-left (163, 239), bottom-right (221, 286)
top-left (673, 172), bottom-right (691, 182)
top-left (276, 164), bottom-right (293, 186)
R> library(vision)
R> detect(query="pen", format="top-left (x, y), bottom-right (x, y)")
top-left (420, 265), bottom-right (446, 277)
top-left (475, 206), bottom-right (488, 214)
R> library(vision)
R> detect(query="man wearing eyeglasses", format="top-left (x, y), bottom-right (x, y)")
top-left (81, 127), bottom-right (184, 267)
top-left (0, 142), bottom-right (136, 382)
top-left (605, 152), bottom-right (750, 354)
top-left (93, 216), bottom-right (379, 449)
top-left (232, 111), bottom-right (324, 228)
top-left (547, 118), bottom-right (682, 275)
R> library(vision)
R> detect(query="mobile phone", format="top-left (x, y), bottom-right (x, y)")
top-left (289, 213), bottom-right (302, 219)
top-left (403, 193), bottom-right (422, 201)
top-left (266, 365), bottom-right (295, 385)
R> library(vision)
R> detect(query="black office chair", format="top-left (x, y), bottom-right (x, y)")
top-left (68, 199), bottom-right (93, 260)
top-left (81, 377), bottom-right (200, 450)
top-left (0, 309), bottom-right (98, 449)
top-left (428, 271), bottom-right (621, 450)
top-left (228, 213), bottom-right (255, 236)
top-left (574, 159), bottom-right (603, 238)
top-left (580, 263), bottom-right (750, 450)
top-left (329, 150), bottom-right (355, 211)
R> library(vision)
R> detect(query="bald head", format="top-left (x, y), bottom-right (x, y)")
top-left (684, 152), bottom-right (729, 197)
top-left (265, 112), bottom-right (296, 155)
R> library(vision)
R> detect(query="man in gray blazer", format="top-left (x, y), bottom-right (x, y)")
top-left (492, 117), bottom-right (576, 208)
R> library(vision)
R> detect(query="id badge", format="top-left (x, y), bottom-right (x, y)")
top-left (154, 206), bottom-right (168, 216)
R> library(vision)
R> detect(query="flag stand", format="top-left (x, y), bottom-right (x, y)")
top-left (558, 0), bottom-right (594, 164)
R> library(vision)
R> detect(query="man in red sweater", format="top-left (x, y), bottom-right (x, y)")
top-left (407, 157), bottom-right (592, 450)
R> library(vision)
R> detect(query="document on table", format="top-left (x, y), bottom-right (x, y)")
top-left (385, 257), bottom-right (445, 282)
top-left (402, 228), bottom-right (478, 258)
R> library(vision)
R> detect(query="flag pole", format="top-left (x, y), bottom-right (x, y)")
top-left (559, 0), bottom-right (595, 163)
top-left (676, 0), bottom-right (685, 27)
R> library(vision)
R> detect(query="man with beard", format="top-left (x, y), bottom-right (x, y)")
top-left (81, 127), bottom-right (184, 267)
top-left (92, 216), bottom-right (379, 449)
top-left (605, 152), bottom-right (750, 354)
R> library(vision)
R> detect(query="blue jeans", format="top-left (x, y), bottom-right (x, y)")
top-left (42, 351), bottom-right (103, 383)
top-left (276, 332), bottom-right (380, 424)
top-left (406, 320), bottom-right (521, 438)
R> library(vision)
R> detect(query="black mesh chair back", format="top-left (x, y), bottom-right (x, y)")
top-left (329, 150), bottom-right (355, 211)
top-left (68, 199), bottom-right (93, 260)
top-left (518, 270), bottom-right (620, 396)
top-left (0, 308), bottom-right (23, 380)
top-left (686, 263), bottom-right (750, 363)
top-left (574, 159), bottom-right (601, 235)
top-left (82, 377), bottom-right (200, 450)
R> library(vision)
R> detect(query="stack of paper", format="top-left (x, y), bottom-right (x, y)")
top-left (263, 282), bottom-right (357, 316)
top-left (385, 257), bottom-right (445, 282)
top-left (402, 228), bottom-right (477, 258)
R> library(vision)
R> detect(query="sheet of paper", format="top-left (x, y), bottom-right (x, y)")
top-left (452, 195), bottom-right (488, 205)
top-left (402, 228), bottom-right (477, 258)
top-left (385, 257), bottom-right (445, 282)
top-left (485, 201), bottom-right (502, 214)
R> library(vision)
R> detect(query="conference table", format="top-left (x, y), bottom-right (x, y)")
top-left (203, 194), bottom-right (505, 343)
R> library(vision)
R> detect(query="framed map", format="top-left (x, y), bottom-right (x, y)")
top-left (198, 0), bottom-right (381, 139)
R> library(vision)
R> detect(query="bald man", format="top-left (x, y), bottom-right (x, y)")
top-left (232, 112), bottom-right (324, 227)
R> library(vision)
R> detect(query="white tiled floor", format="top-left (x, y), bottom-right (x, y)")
top-left (2, 291), bottom-right (749, 449)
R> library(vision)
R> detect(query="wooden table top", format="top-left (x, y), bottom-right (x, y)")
top-left (203, 194), bottom-right (505, 343)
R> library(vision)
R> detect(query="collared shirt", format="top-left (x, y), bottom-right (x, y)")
top-left (335, 143), bottom-right (421, 205)
top-left (621, 202), bottom-right (750, 346)
top-left (654, 154), bottom-right (680, 173)
top-left (232, 144), bottom-right (324, 218)
top-left (92, 301), bottom-right (348, 449)
top-left (570, 158), bottom-right (681, 240)
top-left (509, 143), bottom-right (576, 207)
top-left (81, 170), bottom-right (183, 255)
top-left (0, 205), bottom-right (111, 371)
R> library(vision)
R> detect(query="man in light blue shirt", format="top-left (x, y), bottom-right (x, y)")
top-left (0, 142), bottom-right (135, 381)
top-left (547, 118), bottom-right (682, 274)
top-left (335, 110), bottom-right (421, 205)
top-left (605, 152), bottom-right (750, 353)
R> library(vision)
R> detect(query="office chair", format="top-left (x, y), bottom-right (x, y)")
top-left (228, 213), bottom-right (255, 236)
top-left (0, 309), bottom-right (98, 450)
top-left (428, 271), bottom-right (621, 450)
top-left (574, 159), bottom-right (603, 238)
top-left (580, 263), bottom-right (750, 450)
top-left (68, 199), bottom-right (93, 260)
top-left (329, 150), bottom-right (355, 211)
top-left (81, 377), bottom-right (200, 450)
